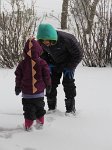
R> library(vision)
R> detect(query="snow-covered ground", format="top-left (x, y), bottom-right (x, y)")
top-left (1, 0), bottom-right (112, 149)
top-left (0, 65), bottom-right (112, 150)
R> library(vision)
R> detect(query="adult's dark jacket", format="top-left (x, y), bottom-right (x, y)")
top-left (40, 30), bottom-right (83, 70)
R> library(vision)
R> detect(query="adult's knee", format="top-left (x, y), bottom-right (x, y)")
top-left (62, 77), bottom-right (76, 98)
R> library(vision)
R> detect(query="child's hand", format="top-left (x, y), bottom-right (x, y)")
top-left (15, 86), bottom-right (21, 96)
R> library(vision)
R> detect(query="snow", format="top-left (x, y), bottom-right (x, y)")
top-left (0, 65), bottom-right (112, 150)
top-left (1, 0), bottom-right (112, 149)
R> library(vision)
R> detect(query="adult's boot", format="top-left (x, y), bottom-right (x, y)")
top-left (65, 98), bottom-right (76, 114)
top-left (47, 98), bottom-right (57, 111)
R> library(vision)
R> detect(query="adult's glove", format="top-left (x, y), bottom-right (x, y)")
top-left (46, 85), bottom-right (52, 94)
top-left (15, 87), bottom-right (21, 95)
top-left (63, 68), bottom-right (75, 79)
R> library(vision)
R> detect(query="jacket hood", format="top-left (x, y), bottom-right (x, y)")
top-left (37, 23), bottom-right (58, 41)
top-left (24, 39), bottom-right (43, 59)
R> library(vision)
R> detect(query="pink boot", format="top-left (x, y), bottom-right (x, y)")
top-left (25, 119), bottom-right (33, 131)
top-left (38, 116), bottom-right (44, 124)
top-left (36, 116), bottom-right (44, 129)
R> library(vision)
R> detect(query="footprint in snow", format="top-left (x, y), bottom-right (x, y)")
top-left (24, 148), bottom-right (36, 150)
top-left (0, 125), bottom-right (23, 139)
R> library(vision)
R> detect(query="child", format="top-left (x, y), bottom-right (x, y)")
top-left (15, 38), bottom-right (51, 131)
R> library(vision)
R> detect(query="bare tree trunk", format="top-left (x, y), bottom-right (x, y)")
top-left (0, 0), bottom-right (1, 14)
top-left (61, 0), bottom-right (69, 29)
top-left (68, 0), bottom-right (112, 67)
top-left (86, 0), bottom-right (100, 34)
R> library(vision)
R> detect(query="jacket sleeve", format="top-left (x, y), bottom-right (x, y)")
top-left (65, 34), bottom-right (83, 69)
top-left (15, 62), bottom-right (23, 88)
top-left (42, 60), bottom-right (51, 87)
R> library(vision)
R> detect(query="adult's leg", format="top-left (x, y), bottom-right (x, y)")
top-left (62, 77), bottom-right (76, 113)
top-left (46, 70), bottom-right (62, 110)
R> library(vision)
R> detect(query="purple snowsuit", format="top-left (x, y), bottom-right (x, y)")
top-left (15, 39), bottom-right (51, 95)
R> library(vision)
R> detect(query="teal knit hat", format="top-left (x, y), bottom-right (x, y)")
top-left (37, 24), bottom-right (58, 41)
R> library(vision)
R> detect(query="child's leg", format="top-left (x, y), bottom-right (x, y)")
top-left (34, 97), bottom-right (46, 125)
top-left (22, 98), bottom-right (36, 129)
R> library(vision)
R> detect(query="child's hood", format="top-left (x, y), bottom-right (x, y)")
top-left (23, 39), bottom-right (43, 59)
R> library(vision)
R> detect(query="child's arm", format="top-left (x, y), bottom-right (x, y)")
top-left (15, 62), bottom-right (23, 95)
top-left (42, 60), bottom-right (51, 88)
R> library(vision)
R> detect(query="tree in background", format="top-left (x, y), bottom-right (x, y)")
top-left (0, 0), bottom-right (39, 68)
top-left (61, 0), bottom-right (69, 29)
top-left (68, 0), bottom-right (112, 67)
top-left (0, 0), bottom-right (112, 68)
